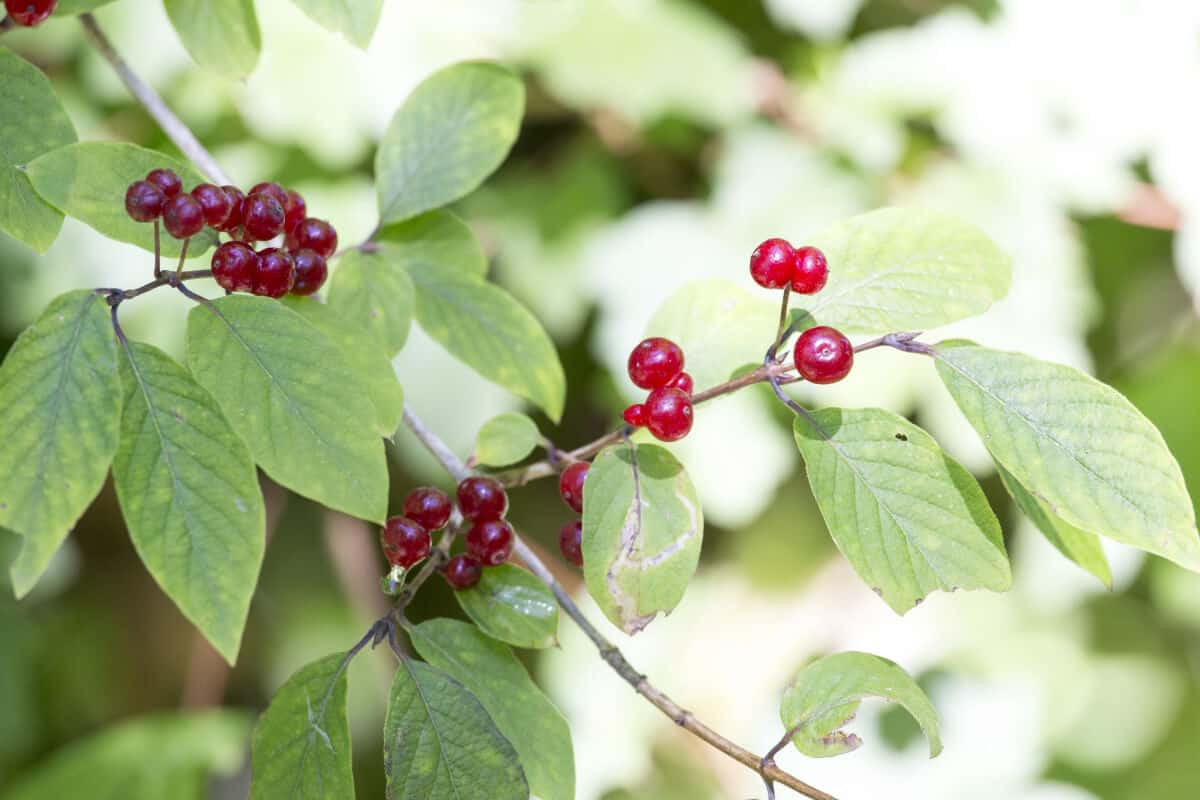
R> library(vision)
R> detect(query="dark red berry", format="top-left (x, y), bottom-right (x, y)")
top-left (402, 487), bottom-right (452, 531)
top-left (381, 516), bottom-right (431, 568)
top-left (162, 193), bottom-right (205, 239)
top-left (211, 241), bottom-right (258, 293)
top-left (794, 326), bottom-right (853, 384)
top-left (289, 249), bottom-right (328, 296)
top-left (791, 246), bottom-right (828, 294)
top-left (191, 184), bottom-right (232, 228)
top-left (558, 521), bottom-right (583, 567)
top-left (251, 248), bottom-right (295, 298)
top-left (667, 372), bottom-right (693, 394)
top-left (242, 192), bottom-right (286, 241)
top-left (218, 186), bottom-right (246, 232)
top-left (750, 238), bottom-right (795, 290)
top-left (284, 190), bottom-right (307, 232)
top-left (628, 337), bottom-right (684, 390)
top-left (559, 462), bottom-right (588, 513)
top-left (465, 519), bottom-right (514, 566)
top-left (286, 218), bottom-right (338, 259)
top-left (248, 182), bottom-right (289, 210)
top-left (645, 387), bottom-right (693, 442)
top-left (456, 476), bottom-right (508, 521)
top-left (146, 168), bottom-right (182, 198)
top-left (5, 0), bottom-right (57, 26)
top-left (622, 403), bottom-right (647, 427)
top-left (443, 554), bottom-right (483, 589)
top-left (124, 180), bottom-right (165, 222)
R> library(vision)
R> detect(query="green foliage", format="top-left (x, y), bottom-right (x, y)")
top-left (582, 442), bottom-right (703, 634)
top-left (164, 0), bottom-right (261, 78)
top-left (780, 651), bottom-right (941, 758)
top-left (792, 408), bottom-right (1011, 614)
top-left (327, 249), bottom-right (416, 356)
top-left (383, 659), bottom-right (527, 800)
top-left (376, 210), bottom-right (489, 278)
top-left (112, 342), bottom-right (264, 663)
top-left (0, 291), bottom-right (121, 597)
top-left (51, 0), bottom-right (116, 13)
top-left (185, 296), bottom-right (388, 523)
top-left (474, 412), bottom-right (540, 467)
top-left (455, 563), bottom-right (559, 649)
top-left (289, 0), bottom-right (382, 48)
top-left (249, 652), bottom-right (354, 800)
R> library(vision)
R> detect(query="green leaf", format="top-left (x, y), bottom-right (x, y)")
top-left (288, 0), bottom-right (382, 48)
top-left (377, 210), bottom-right (488, 279)
top-left (793, 408), bottom-right (1011, 614)
top-left (474, 412), bottom-right (540, 467)
top-left (456, 563), bottom-right (558, 649)
top-left (326, 249), bottom-right (415, 356)
top-left (0, 291), bottom-right (121, 597)
top-left (409, 263), bottom-right (565, 422)
top-left (803, 207), bottom-right (1012, 335)
top-left (283, 296), bottom-right (404, 436)
top-left (185, 296), bottom-right (388, 523)
top-left (780, 651), bottom-right (941, 758)
top-left (0, 48), bottom-right (77, 253)
top-left (249, 652), bottom-right (354, 800)
top-left (25, 142), bottom-right (217, 258)
top-left (383, 659), bottom-right (527, 800)
top-left (409, 619), bottom-right (574, 800)
top-left (164, 0), bottom-right (261, 78)
top-left (52, 0), bottom-right (117, 14)
top-left (376, 62), bottom-right (524, 225)
top-left (996, 462), bottom-right (1112, 587)
top-left (112, 342), bottom-right (265, 663)
top-left (582, 442), bottom-right (704, 634)
top-left (934, 340), bottom-right (1200, 572)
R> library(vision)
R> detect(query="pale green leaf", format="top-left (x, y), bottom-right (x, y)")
top-left (289, 0), bottom-right (382, 48)
top-left (793, 408), bottom-right (1010, 614)
top-left (164, 0), bottom-right (261, 78)
top-left (377, 210), bottom-right (488, 279)
top-left (456, 563), bottom-right (558, 649)
top-left (474, 412), bottom-right (539, 467)
top-left (113, 342), bottom-right (265, 663)
top-left (376, 62), bottom-right (524, 225)
top-left (52, 0), bottom-right (117, 14)
top-left (326, 249), bottom-right (415, 356)
top-left (582, 442), bottom-right (703, 634)
top-left (185, 296), bottom-right (388, 523)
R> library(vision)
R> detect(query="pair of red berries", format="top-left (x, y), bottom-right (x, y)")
top-left (622, 338), bottom-right (694, 442)
top-left (749, 238), bottom-right (829, 294)
top-left (4, 0), bottom-right (56, 27)
top-left (556, 462), bottom-right (588, 567)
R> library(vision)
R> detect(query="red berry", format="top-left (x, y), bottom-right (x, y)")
top-left (124, 180), bottom-right (165, 222)
top-left (443, 554), bottom-right (483, 590)
top-left (251, 248), bottom-right (295, 298)
top-left (667, 371), bottom-right (693, 394)
top-left (4, 0), bottom-right (57, 26)
top-left (242, 192), bottom-right (286, 241)
top-left (146, 168), bottom-right (182, 198)
top-left (645, 387), bottom-right (693, 442)
top-left (162, 193), bottom-right (205, 239)
top-left (465, 519), bottom-right (514, 566)
top-left (211, 242), bottom-right (258, 293)
top-left (456, 476), bottom-right (508, 521)
top-left (558, 520), bottom-right (583, 567)
top-left (248, 182), bottom-right (289, 209)
top-left (289, 249), bottom-right (328, 296)
top-left (218, 186), bottom-right (246, 232)
top-left (622, 403), bottom-right (647, 427)
top-left (791, 246), bottom-right (828, 294)
top-left (558, 462), bottom-right (588, 513)
top-left (190, 184), bottom-right (232, 228)
top-left (627, 337), bottom-right (684, 390)
top-left (284, 190), bottom-right (307, 232)
top-left (286, 218), bottom-right (338, 259)
top-left (793, 326), bottom-right (853, 384)
top-left (381, 516), bottom-right (431, 568)
top-left (402, 487), bottom-right (452, 531)
top-left (750, 238), bottom-right (795, 290)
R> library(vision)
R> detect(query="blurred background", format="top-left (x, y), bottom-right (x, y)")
top-left (3, 0), bottom-right (1200, 798)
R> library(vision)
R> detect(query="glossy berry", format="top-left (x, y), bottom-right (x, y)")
top-left (622, 403), bottom-right (647, 427)
top-left (211, 242), bottom-right (258, 293)
top-left (645, 386), bottom-right (693, 442)
top-left (217, 186), bottom-right (246, 232)
top-left (145, 168), bottom-right (182, 198)
top-left (443, 554), bottom-right (483, 590)
top-left (465, 519), bottom-right (514, 566)
top-left (242, 192), bottom-right (286, 241)
top-left (793, 325), bottom-right (853, 384)
top-left (124, 180), bottom-right (165, 222)
top-left (162, 193), bottom-right (205, 239)
top-left (284, 190), bottom-right (307, 232)
top-left (558, 520), bottom-right (583, 567)
top-left (667, 371), bottom-right (693, 394)
top-left (750, 237), bottom-right (795, 290)
top-left (791, 246), bottom-right (828, 295)
top-left (286, 218), bottom-right (338, 259)
top-left (5, 0), bottom-right (57, 26)
top-left (380, 516), bottom-right (431, 568)
top-left (627, 337), bottom-right (684, 390)
top-left (558, 462), bottom-right (588, 513)
top-left (251, 248), bottom-right (295, 298)
top-left (402, 487), bottom-right (452, 531)
top-left (289, 249), bottom-right (328, 296)
top-left (191, 184), bottom-right (232, 228)
top-left (456, 476), bottom-right (508, 521)
top-left (248, 182), bottom-right (289, 210)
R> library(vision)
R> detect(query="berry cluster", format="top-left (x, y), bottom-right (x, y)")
top-left (123, 168), bottom-right (336, 299)
top-left (4, 0), bottom-right (56, 27)
top-left (621, 337), bottom-right (694, 442)
top-left (556, 462), bottom-right (588, 567)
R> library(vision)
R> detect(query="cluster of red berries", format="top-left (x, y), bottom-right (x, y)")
top-left (621, 338), bottom-right (694, 442)
top-left (124, 168), bottom-right (336, 299)
top-left (4, 0), bottom-right (56, 27)
top-left (556, 462), bottom-right (588, 567)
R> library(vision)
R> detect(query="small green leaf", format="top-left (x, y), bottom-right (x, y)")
top-left (456, 563), bottom-right (558, 649)
top-left (780, 651), bottom-right (941, 758)
top-left (288, 0), bottom-right (382, 48)
top-left (26, 142), bottom-right (217, 258)
top-left (582, 442), bottom-right (704, 634)
top-left (326, 249), bottom-right (415, 356)
top-left (377, 210), bottom-right (488, 279)
top-left (0, 291), bottom-right (121, 597)
top-left (376, 62), bottom-right (524, 225)
top-left (793, 408), bottom-right (1011, 614)
top-left (384, 659), bottom-right (527, 800)
top-left (804, 207), bottom-right (1012, 335)
top-left (52, 0), bottom-right (117, 14)
top-left (164, 0), bottom-right (261, 78)
top-left (185, 296), bottom-right (388, 523)
top-left (475, 412), bottom-right (540, 467)
top-left (0, 48), bottom-right (77, 253)
top-left (250, 652), bottom-right (354, 800)
top-left (409, 619), bottom-right (574, 800)
top-left (934, 340), bottom-right (1200, 572)
top-left (112, 342), bottom-right (265, 664)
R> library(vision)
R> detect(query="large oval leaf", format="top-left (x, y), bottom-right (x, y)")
top-left (326, 249), bottom-right (415, 356)
top-left (164, 0), bottom-right (261, 78)
top-left (455, 563), bottom-right (558, 649)
top-left (582, 442), bottom-right (703, 634)
top-left (289, 0), bottom-right (382, 48)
